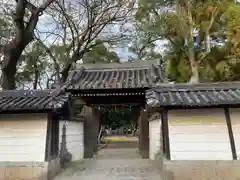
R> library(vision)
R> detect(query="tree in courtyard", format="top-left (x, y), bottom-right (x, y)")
top-left (128, 26), bottom-right (163, 61)
top-left (101, 107), bottom-right (140, 134)
top-left (133, 0), bottom-right (238, 83)
top-left (16, 41), bottom-right (48, 89)
top-left (0, 0), bottom-right (134, 89)
top-left (15, 38), bottom-right (121, 89)
top-left (0, 0), bottom-right (56, 89)
top-left (37, 0), bottom-right (135, 84)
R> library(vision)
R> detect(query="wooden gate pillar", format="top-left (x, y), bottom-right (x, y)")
top-left (138, 109), bottom-right (149, 158)
top-left (83, 106), bottom-right (101, 158)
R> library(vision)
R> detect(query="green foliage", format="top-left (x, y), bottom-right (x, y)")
top-left (199, 45), bottom-right (232, 81)
top-left (128, 17), bottom-right (165, 61)
top-left (82, 40), bottom-right (120, 64)
top-left (0, 17), bottom-right (13, 44)
top-left (226, 3), bottom-right (240, 56)
top-left (50, 45), bottom-right (69, 64)
top-left (16, 42), bottom-right (48, 88)
top-left (133, 0), bottom-right (240, 82)
top-left (165, 50), bottom-right (191, 82)
top-left (102, 108), bottom-right (138, 128)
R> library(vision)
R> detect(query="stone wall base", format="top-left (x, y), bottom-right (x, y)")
top-left (0, 158), bottom-right (61, 180)
top-left (162, 160), bottom-right (240, 180)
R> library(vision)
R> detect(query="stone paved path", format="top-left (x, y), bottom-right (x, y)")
top-left (53, 148), bottom-right (162, 180)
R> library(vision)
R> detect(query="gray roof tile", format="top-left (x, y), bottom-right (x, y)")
top-left (0, 89), bottom-right (70, 112)
top-left (146, 82), bottom-right (240, 107)
top-left (65, 62), bottom-right (164, 90)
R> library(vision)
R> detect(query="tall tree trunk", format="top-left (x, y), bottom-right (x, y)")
top-left (189, 57), bottom-right (199, 84)
top-left (205, 33), bottom-right (211, 52)
top-left (1, 67), bottom-right (17, 90)
top-left (1, 35), bottom-right (35, 90)
top-left (1, 47), bottom-right (23, 90)
top-left (1, 33), bottom-right (34, 90)
top-left (60, 50), bottom-right (83, 83)
top-left (186, 1), bottom-right (200, 84)
top-left (188, 31), bottom-right (199, 83)
top-left (188, 35), bottom-right (200, 84)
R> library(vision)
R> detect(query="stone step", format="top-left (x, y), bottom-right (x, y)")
top-left (104, 142), bottom-right (138, 148)
top-left (96, 148), bottom-right (141, 159)
top-left (71, 159), bottom-right (154, 168)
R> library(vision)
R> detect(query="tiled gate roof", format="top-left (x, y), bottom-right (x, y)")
top-left (146, 82), bottom-right (240, 107)
top-left (65, 61), bottom-right (164, 90)
top-left (0, 89), bottom-right (70, 112)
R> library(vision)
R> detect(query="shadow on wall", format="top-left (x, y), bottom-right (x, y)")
top-left (59, 122), bottom-right (72, 168)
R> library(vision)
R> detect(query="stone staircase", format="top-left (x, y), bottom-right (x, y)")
top-left (53, 149), bottom-right (163, 180)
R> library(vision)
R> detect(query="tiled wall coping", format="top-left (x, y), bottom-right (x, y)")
top-left (0, 161), bottom-right (47, 167)
top-left (164, 159), bottom-right (240, 168)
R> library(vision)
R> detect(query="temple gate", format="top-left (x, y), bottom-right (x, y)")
top-left (62, 60), bottom-right (164, 158)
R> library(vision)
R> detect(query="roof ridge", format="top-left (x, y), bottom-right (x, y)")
top-left (74, 60), bottom-right (160, 70)
top-left (157, 81), bottom-right (240, 86)
top-left (157, 89), bottom-right (240, 93)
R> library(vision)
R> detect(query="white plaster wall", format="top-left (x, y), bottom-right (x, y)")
top-left (168, 109), bottom-right (232, 160)
top-left (59, 121), bottom-right (84, 161)
top-left (149, 118), bottom-right (161, 160)
top-left (229, 108), bottom-right (240, 160)
top-left (0, 113), bottom-right (48, 162)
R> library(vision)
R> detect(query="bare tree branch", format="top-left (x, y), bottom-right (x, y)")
top-left (36, 0), bottom-right (135, 84)
top-left (34, 35), bottom-right (61, 83)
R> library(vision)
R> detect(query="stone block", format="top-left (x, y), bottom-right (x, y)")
top-left (33, 167), bottom-right (48, 179)
top-left (5, 167), bottom-right (47, 180)
top-left (0, 168), bottom-right (5, 180)
top-left (215, 167), bottom-right (240, 180)
top-left (163, 160), bottom-right (240, 180)
top-left (5, 167), bottom-right (30, 179)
